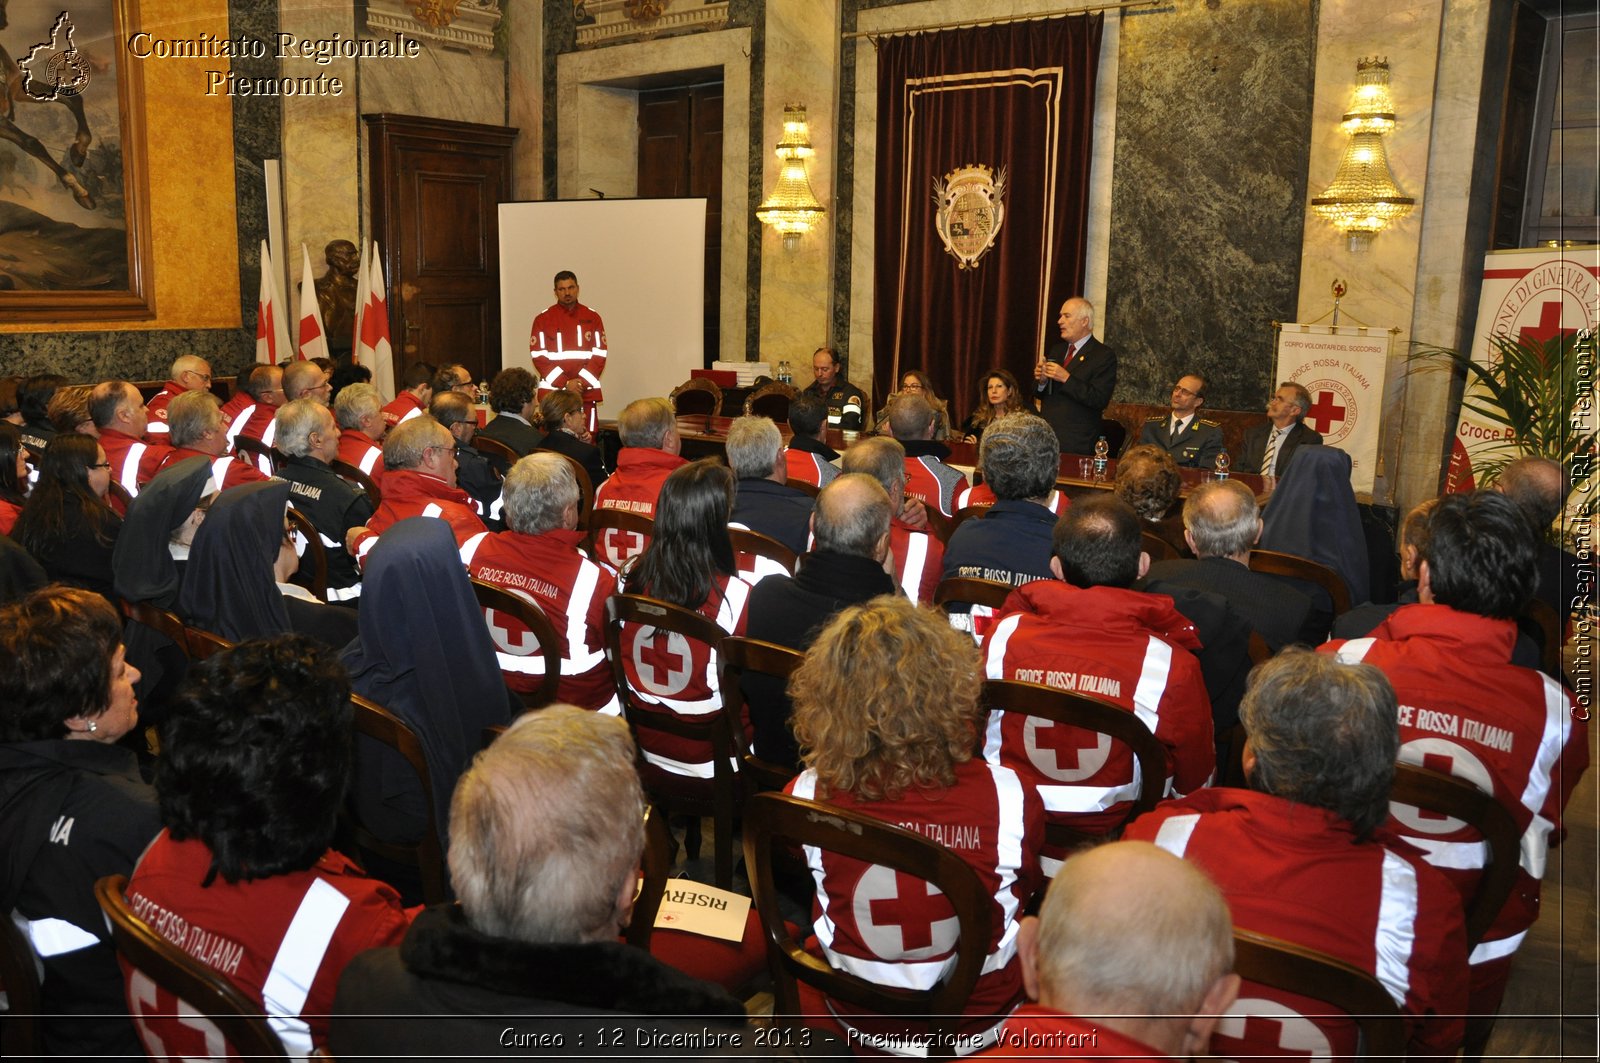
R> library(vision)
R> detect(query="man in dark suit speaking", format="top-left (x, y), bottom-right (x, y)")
top-left (1035, 296), bottom-right (1117, 455)
top-left (1239, 381), bottom-right (1323, 478)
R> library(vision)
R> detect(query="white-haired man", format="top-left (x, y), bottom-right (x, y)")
top-left (143, 355), bottom-right (213, 441)
top-left (727, 415), bottom-right (814, 556)
top-left (275, 399), bottom-right (372, 601)
top-left (347, 416), bottom-right (488, 566)
top-left (150, 390), bottom-right (271, 493)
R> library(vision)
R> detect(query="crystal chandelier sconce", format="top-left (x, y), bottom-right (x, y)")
top-left (1311, 57), bottom-right (1415, 252)
top-left (756, 104), bottom-right (826, 251)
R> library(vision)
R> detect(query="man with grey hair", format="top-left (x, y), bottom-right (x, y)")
top-left (1127, 650), bottom-right (1468, 1059)
top-left (430, 391), bottom-right (501, 523)
top-left (884, 392), bottom-right (967, 516)
top-left (465, 454), bottom-right (619, 713)
top-left (841, 436), bottom-right (943, 604)
top-left (592, 397), bottom-right (686, 568)
top-left (727, 415), bottom-right (814, 555)
top-left (984, 841), bottom-right (1238, 1060)
top-left (91, 379), bottom-right (174, 500)
top-left (1497, 454), bottom-right (1583, 622)
top-left (334, 381), bottom-right (388, 481)
top-left (1239, 380), bottom-right (1322, 478)
top-left (347, 416), bottom-right (488, 566)
top-left (282, 358), bottom-right (334, 406)
top-left (943, 412), bottom-right (1063, 590)
top-left (1142, 478), bottom-right (1313, 650)
top-left (330, 707), bottom-right (744, 1052)
top-left (149, 390), bottom-right (271, 493)
top-left (275, 399), bottom-right (372, 601)
top-left (1035, 295), bottom-right (1117, 454)
top-left (143, 354), bottom-right (214, 441)
top-left (745, 473), bottom-right (896, 769)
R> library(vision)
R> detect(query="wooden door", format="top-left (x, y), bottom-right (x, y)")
top-left (365, 114), bottom-right (518, 387)
top-left (637, 83), bottom-right (722, 364)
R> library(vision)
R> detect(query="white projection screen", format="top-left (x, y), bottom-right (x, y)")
top-left (498, 199), bottom-right (707, 422)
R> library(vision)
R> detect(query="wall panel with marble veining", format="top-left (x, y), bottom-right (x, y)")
top-left (1104, 0), bottom-right (1313, 411)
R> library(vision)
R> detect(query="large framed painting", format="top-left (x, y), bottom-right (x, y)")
top-left (0, 0), bottom-right (153, 320)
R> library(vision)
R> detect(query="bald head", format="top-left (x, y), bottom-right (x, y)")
top-left (886, 393), bottom-right (936, 441)
top-left (1182, 478), bottom-right (1260, 560)
top-left (1026, 842), bottom-right (1237, 1056)
top-left (812, 473), bottom-right (892, 561)
top-left (1498, 456), bottom-right (1565, 530)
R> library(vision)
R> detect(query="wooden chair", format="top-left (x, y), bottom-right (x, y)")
top-left (745, 381), bottom-right (798, 420)
top-left (922, 506), bottom-right (956, 544)
top-left (743, 792), bottom-right (990, 1050)
top-left (1389, 762), bottom-right (1520, 948)
top-left (670, 377), bottom-right (723, 419)
top-left (531, 447), bottom-right (595, 530)
top-left (1225, 927), bottom-right (1404, 1061)
top-left (948, 504), bottom-right (991, 537)
top-left (182, 625), bottom-right (234, 661)
top-left (231, 434), bottom-right (280, 476)
top-left (469, 577), bottom-right (563, 709)
top-left (626, 805), bottom-right (674, 950)
top-left (94, 875), bottom-right (288, 1061)
top-left (718, 636), bottom-right (806, 794)
top-left (345, 693), bottom-right (451, 905)
top-left (981, 679), bottom-right (1168, 849)
top-left (1140, 529), bottom-right (1180, 562)
top-left (729, 526), bottom-right (799, 576)
top-left (586, 506), bottom-right (655, 568)
top-left (471, 433), bottom-right (520, 472)
top-left (0, 912), bottom-right (42, 1059)
top-left (285, 506), bottom-right (328, 601)
top-left (784, 477), bottom-right (821, 498)
top-left (1097, 417), bottom-right (1128, 457)
top-left (330, 458), bottom-right (382, 508)
top-left (120, 597), bottom-right (191, 656)
top-left (932, 576), bottom-right (1015, 613)
top-left (603, 593), bottom-right (741, 890)
top-left (1248, 548), bottom-right (1353, 618)
top-left (106, 479), bottom-right (133, 512)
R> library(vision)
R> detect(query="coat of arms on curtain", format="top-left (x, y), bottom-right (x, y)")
top-left (933, 164), bottom-right (1006, 270)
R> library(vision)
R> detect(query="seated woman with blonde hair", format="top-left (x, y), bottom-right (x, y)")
top-left (786, 595), bottom-right (1043, 1053)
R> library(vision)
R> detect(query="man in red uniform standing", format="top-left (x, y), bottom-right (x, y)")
top-left (529, 270), bottom-right (606, 434)
top-left (591, 397), bottom-right (684, 569)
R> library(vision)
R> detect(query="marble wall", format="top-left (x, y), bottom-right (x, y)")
top-left (1104, 0), bottom-right (1314, 412)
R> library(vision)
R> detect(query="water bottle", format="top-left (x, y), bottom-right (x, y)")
top-left (1214, 448), bottom-right (1231, 481)
top-left (1092, 436), bottom-right (1109, 479)
top-left (778, 359), bottom-right (791, 384)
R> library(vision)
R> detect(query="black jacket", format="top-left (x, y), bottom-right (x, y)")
top-left (731, 477), bottom-right (815, 556)
top-left (477, 412), bottom-right (544, 460)
top-left (1036, 335), bottom-right (1117, 454)
top-left (329, 905), bottom-right (746, 1061)
top-left (1142, 556), bottom-right (1316, 651)
top-left (1239, 420), bottom-right (1323, 478)
top-left (540, 428), bottom-right (608, 493)
top-left (0, 740), bottom-right (161, 1059)
top-left (278, 453), bottom-right (374, 596)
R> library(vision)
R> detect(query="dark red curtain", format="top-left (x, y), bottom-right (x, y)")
top-left (873, 16), bottom-right (1102, 427)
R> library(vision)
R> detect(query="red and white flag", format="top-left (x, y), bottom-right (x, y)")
top-left (354, 239), bottom-right (396, 400)
top-left (254, 240), bottom-right (292, 365)
top-left (296, 242), bottom-right (330, 362)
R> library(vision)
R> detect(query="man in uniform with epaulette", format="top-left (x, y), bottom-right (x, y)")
top-left (801, 346), bottom-right (867, 432)
top-left (1136, 372), bottom-right (1224, 469)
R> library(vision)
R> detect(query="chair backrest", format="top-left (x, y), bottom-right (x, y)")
top-left (93, 874), bottom-right (288, 1061)
top-left (729, 526), bottom-right (799, 576)
top-left (345, 693), bottom-right (450, 905)
top-left (922, 506), bottom-right (956, 544)
top-left (284, 506), bottom-right (328, 601)
top-left (981, 679), bottom-right (1169, 846)
top-left (120, 597), bottom-right (191, 656)
top-left (1140, 529), bottom-right (1180, 562)
top-left (745, 382), bottom-right (797, 420)
top-left (1389, 762), bottom-right (1520, 947)
top-left (742, 792), bottom-right (990, 1044)
top-left (948, 504), bottom-right (991, 537)
top-left (670, 378), bottom-right (722, 418)
top-left (531, 447), bottom-right (595, 530)
top-left (1225, 927), bottom-right (1405, 1060)
top-left (469, 577), bottom-right (563, 709)
top-left (603, 593), bottom-right (739, 888)
top-left (1520, 597), bottom-right (1564, 679)
top-left (1097, 417), bottom-right (1128, 457)
top-left (0, 912), bottom-right (42, 1058)
top-left (106, 479), bottom-right (134, 511)
top-left (231, 435), bottom-right (280, 475)
top-left (784, 477), bottom-right (821, 498)
top-left (471, 433), bottom-right (520, 470)
top-left (183, 625), bottom-right (234, 661)
top-left (329, 458), bottom-right (382, 508)
top-left (718, 636), bottom-right (806, 793)
top-left (1248, 548), bottom-right (1352, 618)
top-left (626, 804), bottom-right (674, 951)
top-left (932, 576), bottom-right (1014, 612)
top-left (585, 506), bottom-right (656, 567)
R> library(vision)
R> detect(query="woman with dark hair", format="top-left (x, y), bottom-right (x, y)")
top-left (619, 458), bottom-right (753, 782)
top-left (960, 369), bottom-right (1027, 442)
top-left (0, 375), bottom-right (21, 425)
top-left (872, 368), bottom-right (951, 441)
top-left (17, 372), bottom-right (63, 452)
top-left (786, 595), bottom-right (1043, 1050)
top-left (343, 517), bottom-right (519, 851)
top-left (176, 480), bottom-right (359, 650)
top-left (13, 433), bottom-right (121, 599)
top-left (0, 422), bottom-right (29, 535)
top-left (537, 387), bottom-right (606, 487)
top-left (0, 586), bottom-right (161, 1058)
top-left (123, 635), bottom-right (410, 1058)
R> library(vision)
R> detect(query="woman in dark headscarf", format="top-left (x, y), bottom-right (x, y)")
top-left (1260, 444), bottom-right (1371, 620)
top-left (112, 455), bottom-right (212, 609)
top-left (176, 480), bottom-right (358, 649)
top-left (342, 517), bottom-right (518, 848)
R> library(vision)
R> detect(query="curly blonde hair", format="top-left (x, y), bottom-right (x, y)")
top-left (789, 595), bottom-right (983, 802)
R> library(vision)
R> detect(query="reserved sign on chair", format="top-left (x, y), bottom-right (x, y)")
top-left (653, 881), bottom-right (751, 943)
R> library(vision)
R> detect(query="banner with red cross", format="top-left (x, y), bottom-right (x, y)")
top-left (1452, 247), bottom-right (1600, 492)
top-left (1273, 324), bottom-right (1392, 495)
